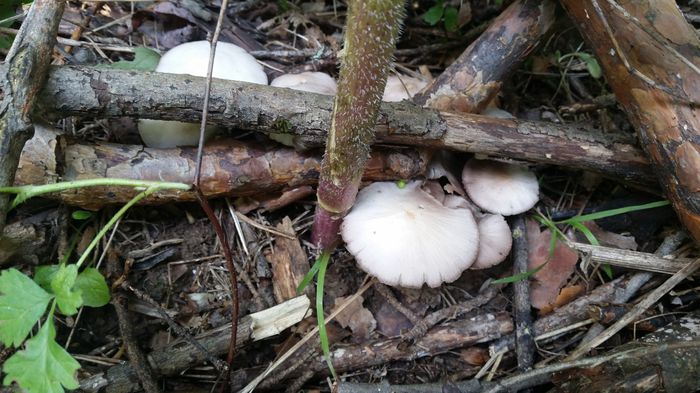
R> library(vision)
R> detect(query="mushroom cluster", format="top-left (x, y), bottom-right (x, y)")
top-left (341, 158), bottom-right (539, 288)
top-left (138, 41), bottom-right (268, 148)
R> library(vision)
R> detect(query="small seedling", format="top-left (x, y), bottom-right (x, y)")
top-left (0, 179), bottom-right (189, 393)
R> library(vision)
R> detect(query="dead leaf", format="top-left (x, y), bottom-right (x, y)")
top-left (538, 284), bottom-right (585, 315)
top-left (527, 220), bottom-right (579, 311)
top-left (332, 295), bottom-right (376, 340)
top-left (583, 221), bottom-right (638, 250)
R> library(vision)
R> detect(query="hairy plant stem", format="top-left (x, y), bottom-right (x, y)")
top-left (311, 0), bottom-right (406, 251)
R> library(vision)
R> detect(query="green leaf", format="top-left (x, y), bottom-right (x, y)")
top-left (315, 251), bottom-right (337, 379)
top-left (423, 3), bottom-right (444, 26)
top-left (443, 6), bottom-right (459, 32)
top-left (50, 265), bottom-right (83, 316)
top-left (34, 265), bottom-right (60, 292)
top-left (491, 261), bottom-right (548, 284)
top-left (297, 257), bottom-right (322, 294)
top-left (75, 268), bottom-right (110, 307)
top-left (559, 200), bottom-right (670, 225)
top-left (0, 268), bottom-right (52, 347)
top-left (583, 56), bottom-right (602, 79)
top-left (103, 47), bottom-right (160, 71)
top-left (2, 318), bottom-right (80, 393)
top-left (71, 210), bottom-right (92, 220)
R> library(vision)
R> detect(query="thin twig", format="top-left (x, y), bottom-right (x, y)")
top-left (512, 215), bottom-right (535, 372)
top-left (566, 257), bottom-right (700, 360)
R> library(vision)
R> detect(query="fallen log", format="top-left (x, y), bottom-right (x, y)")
top-left (560, 0), bottom-right (700, 242)
top-left (36, 66), bottom-right (652, 183)
top-left (13, 126), bottom-right (428, 209)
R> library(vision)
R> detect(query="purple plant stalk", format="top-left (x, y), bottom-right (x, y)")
top-left (311, 0), bottom-right (406, 252)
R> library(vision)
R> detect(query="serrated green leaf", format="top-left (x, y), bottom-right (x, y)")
top-left (103, 47), bottom-right (160, 71)
top-left (443, 6), bottom-right (459, 32)
top-left (50, 265), bottom-right (82, 316)
top-left (2, 318), bottom-right (80, 393)
top-left (71, 210), bottom-right (92, 220)
top-left (423, 3), bottom-right (444, 26)
top-left (0, 268), bottom-right (52, 347)
top-left (75, 268), bottom-right (110, 307)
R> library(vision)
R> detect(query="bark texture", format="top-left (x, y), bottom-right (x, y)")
top-left (0, 0), bottom-right (65, 232)
top-left (36, 67), bottom-right (653, 183)
top-left (14, 126), bottom-right (427, 209)
top-left (560, 0), bottom-right (700, 242)
top-left (413, 0), bottom-right (556, 112)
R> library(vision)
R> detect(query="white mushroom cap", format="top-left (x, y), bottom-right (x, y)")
top-left (471, 214), bottom-right (513, 269)
top-left (382, 75), bottom-right (428, 102)
top-left (271, 72), bottom-right (337, 95)
top-left (139, 41), bottom-right (268, 148)
top-left (480, 106), bottom-right (515, 119)
top-left (461, 159), bottom-right (539, 215)
top-left (341, 181), bottom-right (479, 288)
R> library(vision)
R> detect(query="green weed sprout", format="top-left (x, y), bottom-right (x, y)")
top-left (0, 179), bottom-right (190, 393)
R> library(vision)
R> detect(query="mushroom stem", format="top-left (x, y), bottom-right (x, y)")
top-left (311, 0), bottom-right (406, 251)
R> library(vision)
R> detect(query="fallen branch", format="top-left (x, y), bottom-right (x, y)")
top-left (13, 126), bottom-right (427, 208)
top-left (79, 295), bottom-right (310, 393)
top-left (36, 66), bottom-right (652, 183)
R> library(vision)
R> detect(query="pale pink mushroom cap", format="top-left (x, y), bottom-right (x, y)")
top-left (382, 75), bottom-right (428, 102)
top-left (341, 181), bottom-right (479, 288)
top-left (271, 72), bottom-right (337, 95)
top-left (461, 159), bottom-right (539, 215)
top-left (471, 214), bottom-right (513, 269)
top-left (139, 41), bottom-right (267, 148)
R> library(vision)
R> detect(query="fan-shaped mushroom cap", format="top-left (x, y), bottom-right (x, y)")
top-left (461, 159), bottom-right (539, 216)
top-left (139, 41), bottom-right (267, 148)
top-left (382, 75), bottom-right (428, 102)
top-left (471, 214), bottom-right (513, 269)
top-left (271, 72), bottom-right (337, 95)
top-left (341, 181), bottom-right (479, 288)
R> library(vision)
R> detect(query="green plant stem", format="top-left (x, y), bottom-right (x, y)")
top-left (0, 178), bottom-right (190, 209)
top-left (75, 187), bottom-right (155, 268)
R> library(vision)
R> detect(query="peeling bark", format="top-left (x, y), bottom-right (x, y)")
top-left (413, 0), bottom-right (556, 113)
top-left (14, 126), bottom-right (428, 209)
top-left (560, 0), bottom-right (700, 242)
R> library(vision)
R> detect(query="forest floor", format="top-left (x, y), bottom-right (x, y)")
top-left (2, 1), bottom-right (700, 392)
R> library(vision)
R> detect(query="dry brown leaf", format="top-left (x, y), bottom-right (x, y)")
top-left (538, 284), bottom-right (585, 315)
top-left (332, 295), bottom-right (376, 340)
top-left (527, 220), bottom-right (580, 311)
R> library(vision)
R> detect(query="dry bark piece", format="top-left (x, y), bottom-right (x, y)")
top-left (267, 217), bottom-right (309, 303)
top-left (560, 0), bottom-right (700, 242)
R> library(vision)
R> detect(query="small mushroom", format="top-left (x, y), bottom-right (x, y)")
top-left (382, 75), bottom-right (428, 102)
top-left (461, 158), bottom-right (539, 216)
top-left (271, 72), bottom-right (337, 95)
top-left (341, 181), bottom-right (479, 288)
top-left (139, 41), bottom-right (268, 148)
top-left (471, 214), bottom-right (513, 269)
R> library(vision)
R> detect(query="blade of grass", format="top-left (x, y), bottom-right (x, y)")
top-left (558, 200), bottom-right (670, 224)
top-left (297, 257), bottom-right (322, 294)
top-left (315, 250), bottom-right (337, 379)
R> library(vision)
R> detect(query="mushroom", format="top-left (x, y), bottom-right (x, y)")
top-left (139, 41), bottom-right (268, 148)
top-left (461, 158), bottom-right (539, 216)
top-left (382, 75), bottom-right (428, 102)
top-left (471, 214), bottom-right (513, 269)
top-left (271, 71), bottom-right (337, 95)
top-left (341, 181), bottom-right (479, 288)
